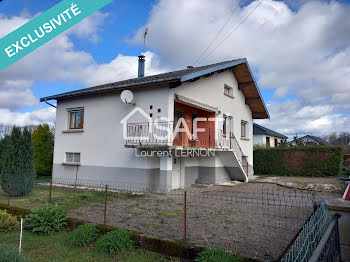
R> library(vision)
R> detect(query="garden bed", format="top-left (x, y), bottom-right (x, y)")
top-left (0, 230), bottom-right (180, 262)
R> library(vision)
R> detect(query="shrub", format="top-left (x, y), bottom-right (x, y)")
top-left (0, 244), bottom-right (29, 262)
top-left (195, 249), bottom-right (241, 262)
top-left (0, 209), bottom-right (19, 232)
top-left (95, 229), bottom-right (133, 254)
top-left (254, 146), bottom-right (343, 177)
top-left (69, 224), bottom-right (99, 247)
top-left (24, 203), bottom-right (67, 234)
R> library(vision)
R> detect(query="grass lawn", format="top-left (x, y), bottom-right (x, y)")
top-left (0, 230), bottom-right (180, 262)
top-left (0, 185), bottom-right (115, 211)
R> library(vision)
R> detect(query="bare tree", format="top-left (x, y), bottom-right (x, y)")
top-left (0, 124), bottom-right (12, 138)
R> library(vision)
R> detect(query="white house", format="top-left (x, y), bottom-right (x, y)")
top-left (299, 135), bottom-right (333, 146)
top-left (253, 123), bottom-right (287, 148)
top-left (41, 57), bottom-right (269, 191)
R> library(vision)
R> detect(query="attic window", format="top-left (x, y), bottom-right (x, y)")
top-left (224, 84), bottom-right (234, 98)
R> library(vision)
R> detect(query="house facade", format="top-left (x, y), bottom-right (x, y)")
top-left (253, 123), bottom-right (287, 148)
top-left (299, 135), bottom-right (333, 146)
top-left (41, 58), bottom-right (269, 191)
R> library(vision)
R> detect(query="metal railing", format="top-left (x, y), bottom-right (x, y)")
top-left (280, 202), bottom-right (333, 262)
top-left (126, 122), bottom-right (249, 175)
top-left (309, 214), bottom-right (341, 262)
top-left (126, 122), bottom-right (221, 149)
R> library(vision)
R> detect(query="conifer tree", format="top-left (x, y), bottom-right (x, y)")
top-left (32, 124), bottom-right (54, 176)
top-left (0, 126), bottom-right (36, 196)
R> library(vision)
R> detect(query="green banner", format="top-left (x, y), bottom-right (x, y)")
top-left (0, 0), bottom-right (113, 72)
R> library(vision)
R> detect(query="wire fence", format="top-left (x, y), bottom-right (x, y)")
top-left (0, 176), bottom-right (325, 261)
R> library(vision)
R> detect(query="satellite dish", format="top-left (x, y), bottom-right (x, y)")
top-left (120, 90), bottom-right (134, 104)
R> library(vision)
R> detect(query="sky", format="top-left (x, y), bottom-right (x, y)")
top-left (0, 0), bottom-right (349, 138)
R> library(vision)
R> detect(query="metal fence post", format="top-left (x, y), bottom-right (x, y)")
top-left (184, 190), bottom-right (187, 241)
top-left (49, 177), bottom-right (53, 203)
top-left (7, 174), bottom-right (12, 206)
top-left (104, 184), bottom-right (108, 225)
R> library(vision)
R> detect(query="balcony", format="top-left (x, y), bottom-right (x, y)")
top-left (125, 122), bottom-right (249, 175)
top-left (125, 122), bottom-right (233, 149)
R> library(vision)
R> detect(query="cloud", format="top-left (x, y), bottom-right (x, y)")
top-left (81, 51), bottom-right (166, 86)
top-left (256, 100), bottom-right (350, 137)
top-left (0, 107), bottom-right (56, 126)
top-left (130, 0), bottom-right (350, 136)
top-left (0, 10), bottom-right (164, 126)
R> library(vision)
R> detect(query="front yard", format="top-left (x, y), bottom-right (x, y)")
top-left (0, 179), bottom-right (343, 261)
top-left (0, 230), bottom-right (179, 262)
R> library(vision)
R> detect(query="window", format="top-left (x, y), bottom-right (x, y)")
top-left (266, 136), bottom-right (270, 148)
top-left (223, 115), bottom-right (227, 135)
top-left (66, 152), bottom-right (80, 163)
top-left (241, 121), bottom-right (248, 138)
top-left (223, 115), bottom-right (233, 135)
top-left (224, 84), bottom-right (234, 98)
top-left (68, 108), bottom-right (84, 129)
top-left (274, 138), bottom-right (278, 147)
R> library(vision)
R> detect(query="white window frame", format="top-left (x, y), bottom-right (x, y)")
top-left (65, 152), bottom-right (81, 164)
top-left (224, 84), bottom-right (234, 98)
top-left (241, 120), bottom-right (249, 138)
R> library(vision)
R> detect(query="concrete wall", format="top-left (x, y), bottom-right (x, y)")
top-left (53, 85), bottom-right (172, 188)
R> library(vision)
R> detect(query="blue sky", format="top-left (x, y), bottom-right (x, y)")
top-left (0, 0), bottom-right (349, 137)
top-left (2, 0), bottom-right (157, 109)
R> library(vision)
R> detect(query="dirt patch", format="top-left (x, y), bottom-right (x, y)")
top-left (68, 183), bottom-right (340, 261)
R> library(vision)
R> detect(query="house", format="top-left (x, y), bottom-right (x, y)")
top-left (40, 57), bottom-right (269, 191)
top-left (253, 123), bottom-right (287, 148)
top-left (299, 135), bottom-right (333, 146)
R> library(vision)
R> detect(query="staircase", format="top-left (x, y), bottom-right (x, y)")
top-left (216, 131), bottom-right (249, 182)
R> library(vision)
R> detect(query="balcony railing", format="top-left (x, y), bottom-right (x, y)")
top-left (125, 122), bottom-right (249, 174)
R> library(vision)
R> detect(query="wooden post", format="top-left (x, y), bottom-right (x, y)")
top-left (184, 191), bottom-right (187, 241)
top-left (7, 174), bottom-right (12, 206)
top-left (104, 185), bottom-right (108, 225)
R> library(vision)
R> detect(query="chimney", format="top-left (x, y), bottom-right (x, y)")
top-left (138, 55), bottom-right (145, 78)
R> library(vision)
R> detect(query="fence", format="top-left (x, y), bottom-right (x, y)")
top-left (0, 177), bottom-right (321, 261)
top-left (280, 202), bottom-right (335, 262)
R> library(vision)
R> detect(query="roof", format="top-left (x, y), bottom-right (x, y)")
top-left (40, 58), bottom-right (269, 119)
top-left (301, 135), bottom-right (333, 146)
top-left (253, 123), bottom-right (287, 139)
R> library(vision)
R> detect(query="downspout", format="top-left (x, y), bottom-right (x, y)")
top-left (45, 99), bottom-right (57, 108)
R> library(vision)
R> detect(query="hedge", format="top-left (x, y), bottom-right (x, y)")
top-left (253, 146), bottom-right (343, 177)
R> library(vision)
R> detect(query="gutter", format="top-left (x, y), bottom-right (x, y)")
top-left (44, 99), bottom-right (57, 108)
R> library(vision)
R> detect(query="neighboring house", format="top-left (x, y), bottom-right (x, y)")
top-left (299, 135), bottom-right (333, 146)
top-left (40, 57), bottom-right (269, 191)
top-left (253, 123), bottom-right (287, 148)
